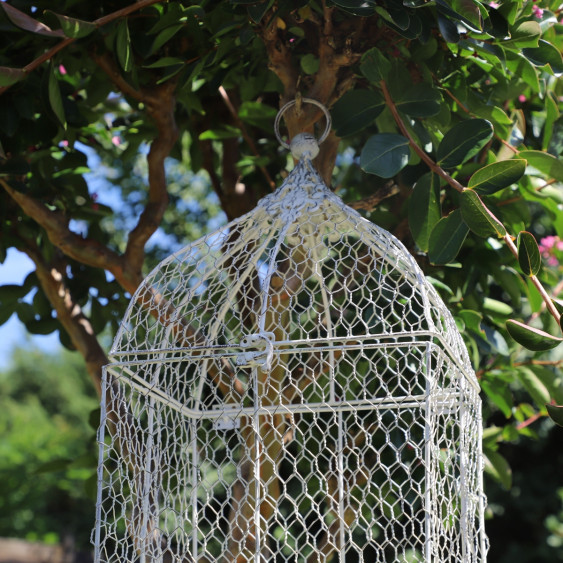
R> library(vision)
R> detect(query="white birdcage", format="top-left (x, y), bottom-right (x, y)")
top-left (93, 100), bottom-right (487, 562)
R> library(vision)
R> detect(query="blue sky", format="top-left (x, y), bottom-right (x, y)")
top-left (0, 248), bottom-right (61, 368)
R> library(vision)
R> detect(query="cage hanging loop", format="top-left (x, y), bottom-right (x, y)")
top-left (274, 98), bottom-right (332, 159)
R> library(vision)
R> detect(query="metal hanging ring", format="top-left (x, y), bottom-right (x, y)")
top-left (274, 98), bottom-right (332, 150)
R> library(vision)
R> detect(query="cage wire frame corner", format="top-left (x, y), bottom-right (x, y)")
top-left (93, 99), bottom-right (488, 562)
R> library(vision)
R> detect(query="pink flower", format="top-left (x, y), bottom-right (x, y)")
top-left (60, 140), bottom-right (69, 147)
top-left (539, 236), bottom-right (557, 251)
top-left (58, 65), bottom-right (67, 75)
top-left (111, 135), bottom-right (121, 146)
top-left (518, 94), bottom-right (526, 102)
top-left (489, 1), bottom-right (499, 7)
top-left (539, 236), bottom-right (562, 268)
top-left (532, 4), bottom-right (544, 18)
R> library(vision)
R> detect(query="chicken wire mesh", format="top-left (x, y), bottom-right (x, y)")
top-left (93, 102), bottom-right (487, 562)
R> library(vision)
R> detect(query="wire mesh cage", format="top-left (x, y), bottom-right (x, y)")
top-left (93, 102), bottom-right (487, 562)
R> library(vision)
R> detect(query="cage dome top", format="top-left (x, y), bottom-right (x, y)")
top-left (109, 121), bottom-right (476, 391)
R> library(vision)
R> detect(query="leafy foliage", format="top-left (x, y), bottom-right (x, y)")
top-left (0, 0), bottom-right (562, 557)
top-left (0, 347), bottom-right (97, 547)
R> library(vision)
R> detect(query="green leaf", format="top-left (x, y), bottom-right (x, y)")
top-left (300, 54), bottom-right (319, 75)
top-left (460, 309), bottom-right (483, 333)
top-left (553, 299), bottom-right (563, 318)
top-left (382, 5), bottom-right (410, 30)
top-left (482, 425), bottom-right (503, 447)
top-left (482, 324), bottom-right (510, 355)
top-left (485, 6), bottom-right (509, 37)
top-left (518, 150), bottom-right (563, 182)
top-left (529, 365), bottom-right (563, 404)
top-left (408, 173), bottom-right (441, 251)
top-left (505, 53), bottom-right (540, 92)
top-left (427, 276), bottom-right (454, 295)
top-left (481, 379), bottom-right (513, 418)
top-left (484, 447), bottom-right (512, 489)
top-left (331, 90), bottom-right (385, 137)
top-left (360, 134), bottom-right (410, 178)
top-left (483, 297), bottom-right (513, 317)
top-left (404, 0), bottom-right (435, 6)
top-left (48, 63), bottom-right (66, 129)
top-left (151, 23), bottom-right (184, 54)
top-left (468, 159), bottom-right (526, 195)
top-left (395, 84), bottom-right (442, 117)
top-left (522, 40), bottom-right (563, 75)
top-left (238, 101), bottom-right (277, 131)
top-left (516, 367), bottom-right (551, 409)
top-left (517, 231), bottom-right (541, 276)
top-left (198, 126), bottom-right (241, 140)
top-left (428, 209), bottom-right (469, 264)
top-left (547, 116), bottom-right (563, 156)
top-left (115, 20), bottom-right (133, 72)
top-left (542, 93), bottom-right (559, 151)
top-left (506, 319), bottom-right (563, 351)
top-left (460, 189), bottom-right (506, 238)
top-left (503, 20), bottom-right (541, 49)
top-left (437, 119), bottom-right (493, 168)
top-left (0, 66), bottom-right (27, 87)
top-left (143, 57), bottom-right (185, 69)
top-left (546, 404), bottom-right (563, 427)
top-left (451, 0), bottom-right (482, 29)
top-left (360, 47), bottom-right (391, 83)
top-left (46, 11), bottom-right (96, 39)
top-left (332, 0), bottom-right (377, 16)
top-left (248, 1), bottom-right (274, 24)
top-left (0, 284), bottom-right (30, 303)
top-left (437, 13), bottom-right (460, 43)
top-left (88, 407), bottom-right (101, 431)
top-left (1, 3), bottom-right (65, 37)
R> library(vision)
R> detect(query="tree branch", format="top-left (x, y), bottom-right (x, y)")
top-left (218, 86), bottom-right (275, 189)
top-left (348, 181), bottom-right (400, 211)
top-left (502, 234), bottom-right (561, 324)
top-left (21, 243), bottom-right (108, 394)
top-left (93, 52), bottom-right (179, 278)
top-left (0, 178), bottom-right (139, 292)
top-left (200, 138), bottom-right (223, 196)
top-left (259, 17), bottom-right (299, 99)
top-left (380, 81), bottom-right (562, 328)
top-left (380, 80), bottom-right (465, 193)
top-left (91, 51), bottom-right (146, 103)
top-left (125, 80), bottom-right (179, 276)
top-left (440, 85), bottom-right (519, 155)
top-left (0, 0), bottom-right (165, 96)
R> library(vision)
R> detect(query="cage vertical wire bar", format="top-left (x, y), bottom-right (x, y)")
top-left (93, 99), bottom-right (487, 562)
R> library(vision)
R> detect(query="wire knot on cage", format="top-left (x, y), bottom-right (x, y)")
top-left (94, 98), bottom-right (488, 562)
top-left (235, 332), bottom-right (275, 371)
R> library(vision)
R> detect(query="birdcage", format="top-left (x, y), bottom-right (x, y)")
top-left (93, 100), bottom-right (487, 562)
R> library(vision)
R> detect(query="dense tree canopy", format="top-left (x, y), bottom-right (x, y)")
top-left (0, 0), bottom-right (562, 559)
